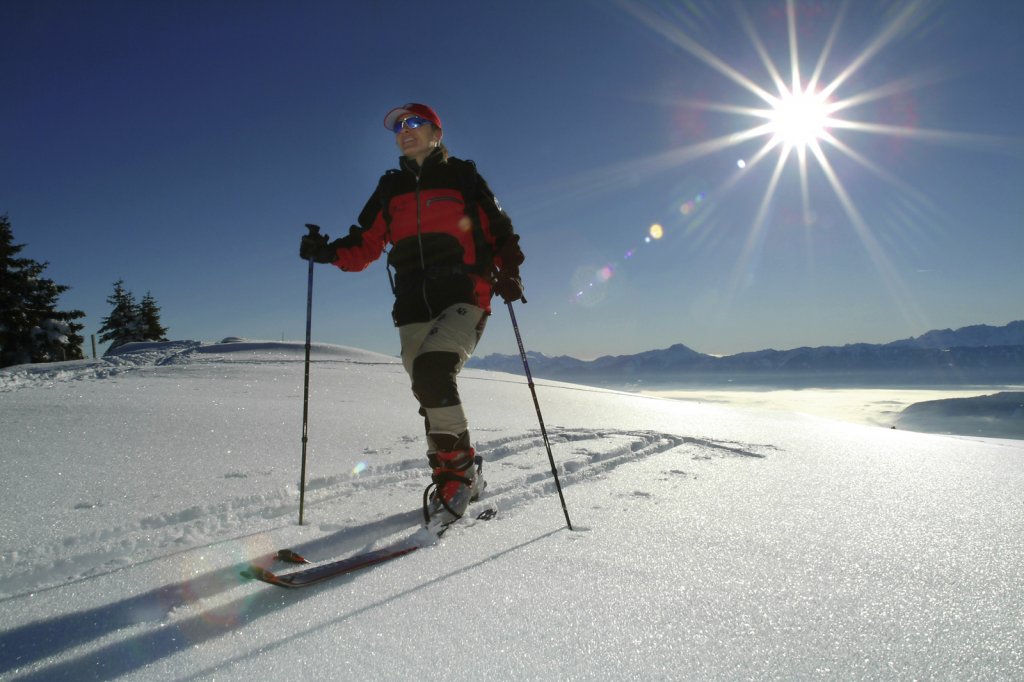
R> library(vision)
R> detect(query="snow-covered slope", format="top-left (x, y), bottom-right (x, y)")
top-left (1, 340), bottom-right (1022, 680)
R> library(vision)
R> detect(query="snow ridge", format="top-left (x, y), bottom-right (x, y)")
top-left (0, 338), bottom-right (399, 391)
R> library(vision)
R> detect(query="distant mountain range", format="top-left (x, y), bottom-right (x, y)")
top-left (468, 321), bottom-right (1024, 386)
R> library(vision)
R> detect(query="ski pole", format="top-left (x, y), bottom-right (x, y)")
top-left (298, 223), bottom-right (319, 525)
top-left (506, 300), bottom-right (573, 531)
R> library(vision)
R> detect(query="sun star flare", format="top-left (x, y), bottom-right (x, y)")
top-left (766, 87), bottom-right (833, 152)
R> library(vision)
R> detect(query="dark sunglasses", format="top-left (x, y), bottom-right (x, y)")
top-left (391, 116), bottom-right (433, 133)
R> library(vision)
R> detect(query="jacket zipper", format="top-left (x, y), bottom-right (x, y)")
top-left (414, 170), bottom-right (433, 319)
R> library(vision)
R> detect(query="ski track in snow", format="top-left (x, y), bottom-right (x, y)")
top-left (0, 427), bottom-right (772, 601)
top-left (0, 426), bottom-right (773, 680)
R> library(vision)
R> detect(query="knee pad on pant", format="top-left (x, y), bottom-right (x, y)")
top-left (411, 351), bottom-right (461, 408)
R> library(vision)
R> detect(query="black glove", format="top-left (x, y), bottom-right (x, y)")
top-left (493, 269), bottom-right (524, 303)
top-left (491, 234), bottom-right (525, 302)
top-left (299, 230), bottom-right (338, 264)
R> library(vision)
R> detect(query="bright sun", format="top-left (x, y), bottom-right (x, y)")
top-left (612, 0), bottom-right (961, 228)
top-left (583, 0), bottom-right (1012, 316)
top-left (768, 87), bottom-right (832, 151)
top-left (602, 0), bottom-right (966, 323)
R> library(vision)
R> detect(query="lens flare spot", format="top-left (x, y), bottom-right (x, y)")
top-left (680, 192), bottom-right (707, 216)
top-left (649, 224), bottom-right (664, 240)
top-left (352, 461), bottom-right (369, 476)
top-left (570, 265), bottom-right (609, 307)
top-left (173, 534), bottom-right (276, 639)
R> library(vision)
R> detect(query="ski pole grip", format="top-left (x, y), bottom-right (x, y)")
top-left (305, 223), bottom-right (321, 237)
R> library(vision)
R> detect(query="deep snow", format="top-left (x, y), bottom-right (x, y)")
top-left (1, 340), bottom-right (1022, 680)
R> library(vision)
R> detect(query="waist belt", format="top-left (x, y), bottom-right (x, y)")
top-left (422, 264), bottom-right (467, 278)
top-left (390, 264), bottom-right (465, 295)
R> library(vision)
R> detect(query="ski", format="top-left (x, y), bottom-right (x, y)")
top-left (241, 507), bottom-right (497, 589)
top-left (241, 543), bottom-right (420, 588)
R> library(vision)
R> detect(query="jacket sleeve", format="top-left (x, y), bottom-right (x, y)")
top-left (474, 171), bottom-right (523, 271)
top-left (331, 185), bottom-right (389, 272)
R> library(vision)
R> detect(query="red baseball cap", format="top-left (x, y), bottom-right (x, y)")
top-left (383, 103), bottom-right (442, 135)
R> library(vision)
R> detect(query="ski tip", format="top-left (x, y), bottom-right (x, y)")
top-left (276, 548), bottom-right (310, 564)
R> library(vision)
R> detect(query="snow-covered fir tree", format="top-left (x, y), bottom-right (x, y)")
top-left (98, 280), bottom-right (142, 352)
top-left (138, 292), bottom-right (168, 342)
top-left (0, 214), bottom-right (86, 368)
top-left (98, 281), bottom-right (169, 352)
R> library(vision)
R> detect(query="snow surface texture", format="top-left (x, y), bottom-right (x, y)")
top-left (1, 340), bottom-right (1022, 680)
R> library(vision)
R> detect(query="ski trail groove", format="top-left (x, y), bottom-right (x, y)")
top-left (0, 427), bottom-right (770, 598)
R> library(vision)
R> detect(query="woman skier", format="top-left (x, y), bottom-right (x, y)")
top-left (299, 102), bottom-right (525, 529)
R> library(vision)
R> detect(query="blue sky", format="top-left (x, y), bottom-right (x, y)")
top-left (3, 0), bottom-right (1022, 359)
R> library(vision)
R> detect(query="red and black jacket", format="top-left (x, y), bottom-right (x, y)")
top-left (330, 149), bottom-right (519, 326)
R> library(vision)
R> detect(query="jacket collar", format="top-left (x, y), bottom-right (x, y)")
top-left (399, 147), bottom-right (445, 174)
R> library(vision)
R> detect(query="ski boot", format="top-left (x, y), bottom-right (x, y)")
top-left (423, 449), bottom-right (486, 531)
